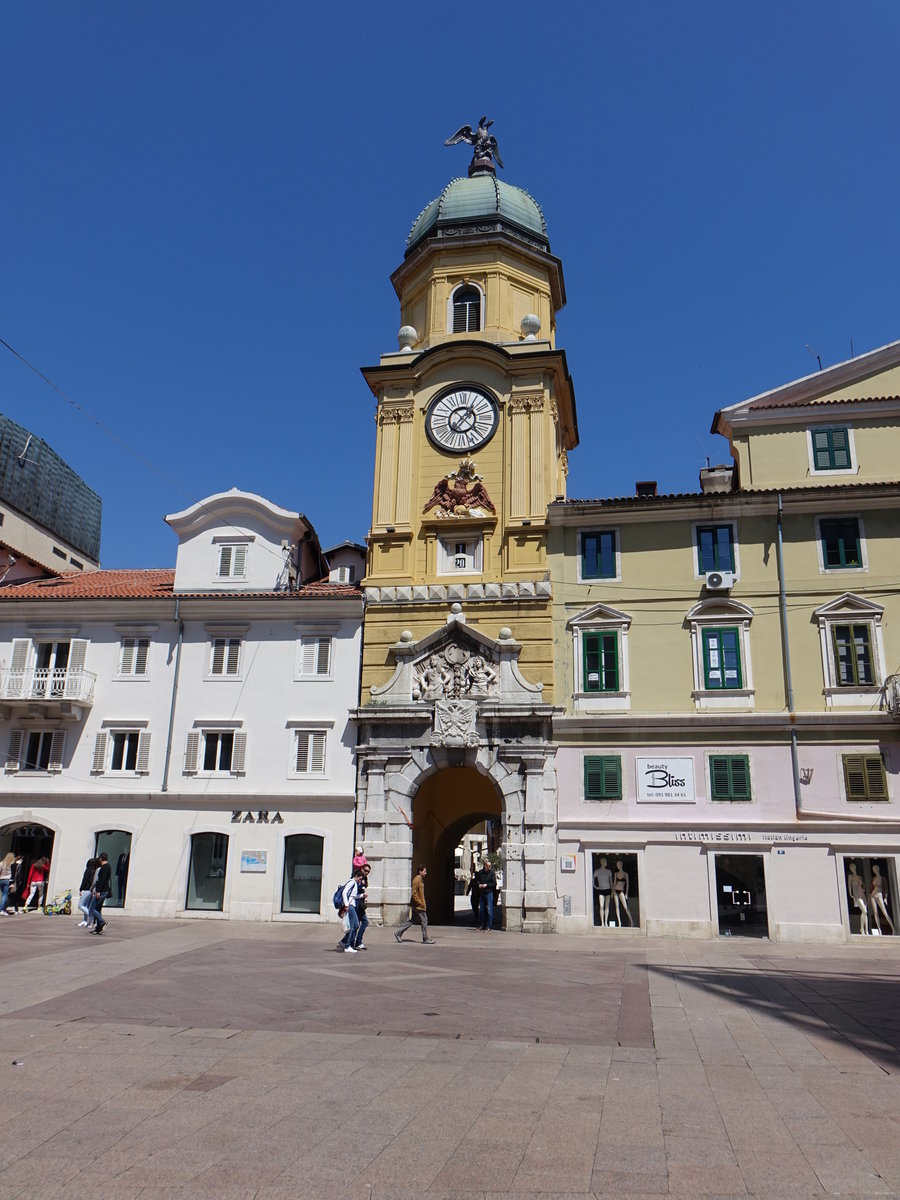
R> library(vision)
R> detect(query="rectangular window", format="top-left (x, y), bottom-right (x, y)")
top-left (697, 525), bottom-right (734, 573)
top-left (820, 518), bottom-right (861, 569)
top-left (581, 531), bottom-right (616, 580)
top-left (812, 427), bottom-right (851, 471)
top-left (709, 755), bottom-right (752, 801)
top-left (217, 544), bottom-right (247, 578)
top-left (843, 754), bottom-right (889, 801)
top-left (583, 631), bottom-right (619, 692)
top-left (11, 730), bottom-right (65, 772)
top-left (110, 731), bottom-right (140, 772)
top-left (119, 637), bottom-right (150, 676)
top-left (584, 755), bottom-right (622, 801)
top-left (210, 638), bottom-right (241, 676)
top-left (184, 729), bottom-right (246, 775)
top-left (203, 731), bottom-right (234, 772)
top-left (832, 624), bottom-right (873, 687)
top-left (299, 636), bottom-right (332, 676)
top-left (294, 730), bottom-right (327, 775)
top-left (702, 628), bottom-right (742, 690)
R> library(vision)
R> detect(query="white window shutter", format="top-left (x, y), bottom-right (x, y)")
top-left (184, 731), bottom-right (200, 774)
top-left (48, 731), bottom-right (66, 772)
top-left (68, 639), bottom-right (88, 672)
top-left (300, 638), bottom-right (315, 674)
top-left (136, 731), bottom-right (152, 774)
top-left (91, 731), bottom-right (108, 774)
top-left (233, 545), bottom-right (247, 576)
top-left (8, 639), bottom-right (29, 697)
top-left (218, 545), bottom-right (232, 577)
top-left (119, 639), bottom-right (135, 674)
top-left (5, 730), bottom-right (23, 772)
top-left (316, 638), bottom-right (331, 675)
top-left (134, 638), bottom-right (149, 675)
top-left (310, 732), bottom-right (326, 774)
top-left (231, 731), bottom-right (247, 774)
top-left (226, 639), bottom-right (240, 674)
top-left (295, 730), bottom-right (309, 772)
top-left (211, 639), bottom-right (225, 674)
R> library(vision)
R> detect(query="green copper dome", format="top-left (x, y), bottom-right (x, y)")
top-left (406, 172), bottom-right (549, 256)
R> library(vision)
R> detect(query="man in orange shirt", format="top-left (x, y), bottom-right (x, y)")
top-left (395, 865), bottom-right (436, 944)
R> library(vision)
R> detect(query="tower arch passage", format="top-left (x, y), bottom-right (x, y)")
top-left (412, 766), bottom-right (501, 924)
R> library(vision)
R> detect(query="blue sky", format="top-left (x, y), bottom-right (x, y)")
top-left (3, 2), bottom-right (900, 568)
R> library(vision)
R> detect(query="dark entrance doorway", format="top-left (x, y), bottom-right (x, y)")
top-left (714, 853), bottom-right (769, 938)
top-left (412, 767), bottom-right (502, 925)
top-left (0, 822), bottom-right (55, 909)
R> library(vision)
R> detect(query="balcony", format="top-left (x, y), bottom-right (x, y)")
top-left (0, 667), bottom-right (96, 718)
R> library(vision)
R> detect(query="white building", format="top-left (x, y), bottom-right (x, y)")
top-left (0, 490), bottom-right (363, 922)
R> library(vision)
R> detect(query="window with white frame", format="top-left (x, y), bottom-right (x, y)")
top-left (216, 543), bottom-right (248, 579)
top-left (92, 728), bottom-right (151, 775)
top-left (209, 637), bottom-right (241, 677)
top-left (5, 729), bottom-right (65, 773)
top-left (568, 603), bottom-right (632, 711)
top-left (118, 637), bottom-right (150, 677)
top-left (297, 634), bottom-right (332, 678)
top-left (686, 599), bottom-right (755, 709)
top-left (813, 594), bottom-right (885, 706)
top-left (817, 516), bottom-right (865, 572)
top-left (808, 425), bottom-right (856, 475)
top-left (437, 535), bottom-right (483, 575)
top-left (293, 729), bottom-right (327, 776)
top-left (184, 728), bottom-right (247, 775)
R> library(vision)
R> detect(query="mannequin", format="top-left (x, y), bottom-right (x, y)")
top-left (592, 857), bottom-right (613, 927)
top-left (612, 859), bottom-right (634, 927)
top-left (869, 863), bottom-right (894, 934)
top-left (846, 861), bottom-right (868, 935)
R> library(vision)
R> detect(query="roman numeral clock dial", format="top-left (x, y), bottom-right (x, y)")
top-left (425, 387), bottom-right (499, 452)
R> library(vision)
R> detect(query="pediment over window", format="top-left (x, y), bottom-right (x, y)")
top-left (685, 598), bottom-right (754, 623)
top-left (568, 602), bottom-right (632, 629)
top-left (369, 614), bottom-right (543, 705)
top-left (812, 592), bottom-right (884, 621)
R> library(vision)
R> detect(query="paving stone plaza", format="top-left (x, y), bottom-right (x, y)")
top-left (2, 919), bottom-right (900, 1198)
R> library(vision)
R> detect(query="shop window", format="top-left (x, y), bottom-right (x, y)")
top-left (186, 832), bottom-right (228, 911)
top-left (843, 754), bottom-right (889, 801)
top-left (584, 755), bottom-right (622, 801)
top-left (591, 851), bottom-right (639, 928)
top-left (819, 517), bottom-right (863, 570)
top-left (709, 754), bottom-right (752, 801)
top-left (579, 530), bottom-right (618, 581)
top-left (281, 834), bottom-right (324, 914)
top-left (844, 857), bottom-right (895, 936)
top-left (94, 830), bottom-right (131, 908)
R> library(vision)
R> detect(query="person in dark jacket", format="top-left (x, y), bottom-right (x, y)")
top-left (87, 852), bottom-right (112, 934)
top-left (6, 855), bottom-right (25, 913)
top-left (77, 857), bottom-right (99, 927)
top-left (474, 857), bottom-right (497, 932)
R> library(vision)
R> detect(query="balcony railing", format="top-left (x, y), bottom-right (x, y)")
top-left (0, 667), bottom-right (97, 705)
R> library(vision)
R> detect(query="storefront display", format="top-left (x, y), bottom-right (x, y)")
top-left (592, 852), bottom-right (639, 928)
top-left (845, 858), bottom-right (896, 936)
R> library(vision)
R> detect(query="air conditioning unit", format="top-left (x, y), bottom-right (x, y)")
top-left (705, 570), bottom-right (734, 591)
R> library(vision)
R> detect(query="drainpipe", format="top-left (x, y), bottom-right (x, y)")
top-left (776, 493), bottom-right (803, 815)
top-left (161, 598), bottom-right (184, 794)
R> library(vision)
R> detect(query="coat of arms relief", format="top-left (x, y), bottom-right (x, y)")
top-left (412, 643), bottom-right (499, 701)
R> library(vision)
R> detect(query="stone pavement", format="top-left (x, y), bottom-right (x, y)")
top-left (1, 915), bottom-right (900, 1199)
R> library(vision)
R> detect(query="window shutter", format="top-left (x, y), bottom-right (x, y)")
top-left (68, 639), bottom-right (88, 673)
top-left (91, 731), bottom-right (108, 774)
top-left (48, 731), bottom-right (66, 772)
top-left (232, 545), bottom-right (247, 576)
top-left (309, 731), bottom-right (326, 773)
top-left (295, 730), bottom-right (310, 772)
top-left (709, 756), bottom-right (731, 800)
top-left (729, 756), bottom-right (751, 800)
top-left (226, 639), bottom-right (240, 675)
top-left (211, 639), bottom-right (225, 674)
top-left (864, 755), bottom-right (888, 800)
top-left (842, 754), bottom-right (866, 799)
top-left (135, 638), bottom-right (149, 674)
top-left (7, 639), bottom-right (29, 697)
top-left (5, 729), bottom-right (23, 772)
top-left (584, 755), bottom-right (621, 800)
top-left (602, 755), bottom-right (621, 799)
top-left (184, 731), bottom-right (200, 774)
top-left (136, 731), bottom-right (152, 774)
top-left (119, 639), bottom-right (135, 674)
top-left (230, 731), bottom-right (247, 774)
top-left (315, 638), bottom-right (331, 675)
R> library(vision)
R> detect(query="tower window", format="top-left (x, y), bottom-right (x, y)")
top-left (452, 286), bottom-right (481, 333)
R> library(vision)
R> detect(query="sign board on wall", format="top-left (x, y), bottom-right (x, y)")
top-left (636, 757), bottom-right (695, 803)
top-left (240, 850), bottom-right (268, 873)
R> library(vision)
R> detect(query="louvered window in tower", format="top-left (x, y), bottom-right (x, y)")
top-left (452, 286), bottom-right (481, 333)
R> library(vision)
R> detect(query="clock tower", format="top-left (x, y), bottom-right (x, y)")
top-left (354, 124), bottom-right (578, 933)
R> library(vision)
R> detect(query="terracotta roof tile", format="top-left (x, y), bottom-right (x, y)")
top-left (747, 393), bottom-right (900, 411)
top-left (0, 568), bottom-right (361, 601)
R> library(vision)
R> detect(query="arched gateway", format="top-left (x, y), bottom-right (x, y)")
top-left (353, 610), bottom-right (558, 932)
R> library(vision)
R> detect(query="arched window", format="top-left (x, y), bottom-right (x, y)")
top-left (452, 286), bottom-right (481, 333)
top-left (281, 834), bottom-right (324, 913)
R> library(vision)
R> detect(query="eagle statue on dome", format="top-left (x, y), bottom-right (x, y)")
top-left (445, 116), bottom-right (504, 175)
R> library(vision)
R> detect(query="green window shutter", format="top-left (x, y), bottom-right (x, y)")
top-left (709, 755), bottom-right (731, 799)
top-left (584, 755), bottom-right (621, 800)
top-left (843, 755), bottom-right (867, 799)
top-left (710, 755), bottom-right (751, 801)
top-left (830, 427), bottom-right (851, 468)
top-left (844, 754), bottom-right (888, 800)
top-left (729, 755), bottom-right (751, 800)
top-left (864, 755), bottom-right (888, 800)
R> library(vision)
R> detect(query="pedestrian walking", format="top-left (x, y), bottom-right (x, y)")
top-left (352, 863), bottom-right (370, 951)
top-left (21, 857), bottom-right (49, 912)
top-left (474, 856), bottom-right (497, 931)
top-left (466, 864), bottom-right (479, 926)
top-left (0, 853), bottom-right (14, 915)
top-left (87, 852), bottom-right (112, 934)
top-left (77, 857), bottom-right (99, 927)
top-left (336, 870), bottom-right (364, 953)
top-left (7, 855), bottom-right (25, 914)
top-left (395, 865), bottom-right (435, 943)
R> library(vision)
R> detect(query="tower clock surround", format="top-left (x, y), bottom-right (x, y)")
top-left (425, 386), bottom-right (499, 454)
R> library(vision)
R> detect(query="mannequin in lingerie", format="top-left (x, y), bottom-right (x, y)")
top-left (612, 859), bottom-right (634, 927)
top-left (869, 863), bottom-right (895, 934)
top-left (846, 861), bottom-right (868, 935)
top-left (592, 857), bottom-right (613, 927)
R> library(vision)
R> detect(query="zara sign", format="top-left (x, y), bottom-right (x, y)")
top-left (636, 757), bottom-right (695, 803)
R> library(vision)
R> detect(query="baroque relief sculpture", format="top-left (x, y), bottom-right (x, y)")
top-left (423, 458), bottom-right (496, 519)
top-left (412, 642), bottom-right (499, 701)
top-left (431, 699), bottom-right (480, 749)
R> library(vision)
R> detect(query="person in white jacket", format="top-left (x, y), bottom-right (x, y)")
top-left (336, 871), bottom-right (364, 953)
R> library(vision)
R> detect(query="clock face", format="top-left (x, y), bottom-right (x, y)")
top-left (425, 387), bottom-right (499, 453)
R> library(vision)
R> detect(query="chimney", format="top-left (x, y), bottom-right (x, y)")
top-left (635, 480), bottom-right (657, 498)
top-left (699, 465), bottom-right (734, 494)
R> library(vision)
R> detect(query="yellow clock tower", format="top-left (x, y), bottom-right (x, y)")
top-left (354, 122), bottom-right (578, 932)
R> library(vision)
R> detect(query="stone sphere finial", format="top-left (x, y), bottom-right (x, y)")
top-left (397, 326), bottom-right (418, 352)
top-left (520, 314), bottom-right (541, 341)
top-left (399, 630), bottom-right (414, 643)
top-left (499, 626), bottom-right (513, 641)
